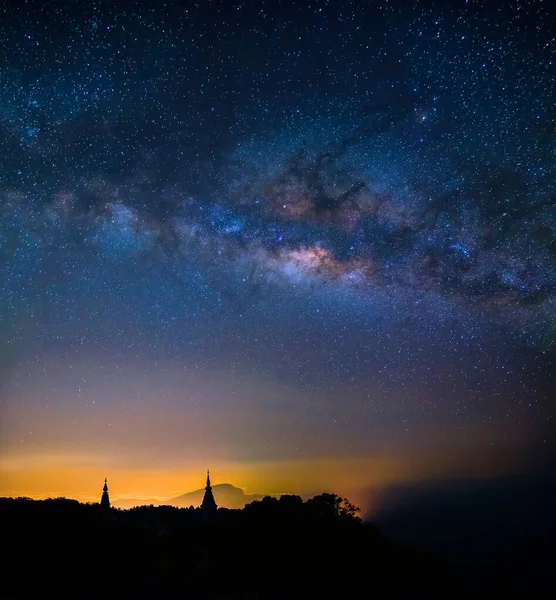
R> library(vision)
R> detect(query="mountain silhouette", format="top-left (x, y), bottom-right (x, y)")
top-left (113, 483), bottom-right (265, 510)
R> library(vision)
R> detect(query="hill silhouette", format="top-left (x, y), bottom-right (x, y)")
top-left (113, 483), bottom-right (266, 510)
top-left (1, 493), bottom-right (463, 599)
top-left (3, 484), bottom-right (554, 598)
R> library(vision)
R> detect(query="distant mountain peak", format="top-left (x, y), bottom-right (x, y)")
top-left (210, 483), bottom-right (240, 490)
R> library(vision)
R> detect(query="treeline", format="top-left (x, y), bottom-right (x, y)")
top-left (1, 493), bottom-right (461, 598)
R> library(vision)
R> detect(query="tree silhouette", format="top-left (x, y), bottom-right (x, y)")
top-left (305, 492), bottom-right (361, 521)
top-left (4, 492), bottom-right (540, 598)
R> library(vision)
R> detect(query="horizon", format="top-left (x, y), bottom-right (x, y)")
top-left (0, 449), bottom-right (534, 503)
top-left (3, 459), bottom-right (553, 511)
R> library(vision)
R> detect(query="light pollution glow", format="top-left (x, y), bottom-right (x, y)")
top-left (0, 358), bottom-right (547, 509)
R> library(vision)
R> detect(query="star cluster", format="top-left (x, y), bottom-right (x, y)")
top-left (0, 0), bottom-right (554, 500)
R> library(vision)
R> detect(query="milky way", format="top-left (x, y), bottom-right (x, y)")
top-left (0, 0), bottom-right (554, 500)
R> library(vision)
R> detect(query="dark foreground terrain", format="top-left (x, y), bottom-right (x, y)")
top-left (1, 493), bottom-right (552, 598)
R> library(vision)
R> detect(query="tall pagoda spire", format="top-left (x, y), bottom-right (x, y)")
top-left (100, 477), bottom-right (110, 509)
top-left (201, 469), bottom-right (217, 519)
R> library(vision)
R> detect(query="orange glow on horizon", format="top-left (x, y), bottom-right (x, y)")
top-left (1, 360), bottom-right (540, 511)
top-left (0, 446), bottom-right (522, 508)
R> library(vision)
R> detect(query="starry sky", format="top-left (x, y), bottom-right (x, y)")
top-left (0, 0), bottom-right (554, 504)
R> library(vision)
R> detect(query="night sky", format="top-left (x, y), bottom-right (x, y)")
top-left (1, 0), bottom-right (554, 504)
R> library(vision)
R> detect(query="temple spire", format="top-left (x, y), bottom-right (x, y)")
top-left (100, 477), bottom-right (110, 509)
top-left (201, 468), bottom-right (217, 520)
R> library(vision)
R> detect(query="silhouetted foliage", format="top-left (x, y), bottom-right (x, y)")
top-left (0, 493), bottom-right (487, 598)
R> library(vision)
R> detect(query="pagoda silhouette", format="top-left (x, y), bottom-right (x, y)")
top-left (201, 469), bottom-right (218, 520)
top-left (100, 478), bottom-right (110, 509)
